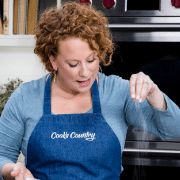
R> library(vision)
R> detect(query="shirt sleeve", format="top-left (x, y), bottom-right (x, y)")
top-left (124, 80), bottom-right (180, 140)
top-left (0, 85), bottom-right (25, 171)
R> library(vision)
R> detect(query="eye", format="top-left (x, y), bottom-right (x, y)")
top-left (87, 59), bottom-right (95, 63)
top-left (69, 64), bottom-right (78, 68)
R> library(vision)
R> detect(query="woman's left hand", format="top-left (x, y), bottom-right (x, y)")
top-left (129, 72), bottom-right (166, 110)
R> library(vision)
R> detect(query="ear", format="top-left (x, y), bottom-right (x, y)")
top-left (49, 55), bottom-right (58, 71)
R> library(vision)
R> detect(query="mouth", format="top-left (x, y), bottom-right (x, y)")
top-left (77, 79), bottom-right (91, 87)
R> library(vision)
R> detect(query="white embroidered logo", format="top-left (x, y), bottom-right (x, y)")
top-left (51, 131), bottom-right (96, 141)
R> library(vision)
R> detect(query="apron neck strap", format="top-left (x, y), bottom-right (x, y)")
top-left (43, 74), bottom-right (101, 115)
top-left (43, 75), bottom-right (52, 115)
top-left (91, 79), bottom-right (101, 114)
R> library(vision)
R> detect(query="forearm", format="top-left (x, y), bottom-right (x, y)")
top-left (147, 85), bottom-right (167, 111)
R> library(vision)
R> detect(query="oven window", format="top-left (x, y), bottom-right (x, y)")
top-left (127, 0), bottom-right (160, 10)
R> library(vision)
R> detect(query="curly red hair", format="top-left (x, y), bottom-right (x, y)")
top-left (34, 2), bottom-right (114, 72)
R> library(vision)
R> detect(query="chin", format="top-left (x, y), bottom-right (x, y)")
top-left (76, 86), bottom-right (91, 94)
top-left (76, 84), bottom-right (92, 94)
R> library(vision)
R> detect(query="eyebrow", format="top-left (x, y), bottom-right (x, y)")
top-left (65, 52), bottom-right (95, 62)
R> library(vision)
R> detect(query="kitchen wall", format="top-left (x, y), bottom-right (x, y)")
top-left (0, 46), bottom-right (46, 85)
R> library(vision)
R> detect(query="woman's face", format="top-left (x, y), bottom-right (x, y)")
top-left (50, 38), bottom-right (99, 94)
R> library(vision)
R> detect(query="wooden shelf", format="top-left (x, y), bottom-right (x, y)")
top-left (0, 35), bottom-right (35, 47)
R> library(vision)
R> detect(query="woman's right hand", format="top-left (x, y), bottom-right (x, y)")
top-left (2, 162), bottom-right (35, 180)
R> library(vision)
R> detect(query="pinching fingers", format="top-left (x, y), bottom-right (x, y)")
top-left (130, 72), bottom-right (154, 102)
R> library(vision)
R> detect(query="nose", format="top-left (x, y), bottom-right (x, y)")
top-left (79, 63), bottom-right (89, 77)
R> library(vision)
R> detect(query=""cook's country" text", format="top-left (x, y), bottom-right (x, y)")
top-left (51, 131), bottom-right (96, 141)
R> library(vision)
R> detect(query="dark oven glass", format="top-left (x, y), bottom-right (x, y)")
top-left (127, 0), bottom-right (160, 10)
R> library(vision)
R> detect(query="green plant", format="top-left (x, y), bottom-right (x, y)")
top-left (0, 79), bottom-right (23, 115)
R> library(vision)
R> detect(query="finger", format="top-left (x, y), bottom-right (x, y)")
top-left (140, 76), bottom-right (155, 101)
top-left (14, 169), bottom-right (35, 180)
top-left (129, 74), bottom-right (137, 99)
top-left (25, 169), bottom-right (34, 178)
top-left (140, 80), bottom-right (150, 102)
top-left (148, 80), bottom-right (156, 95)
top-left (135, 72), bottom-right (144, 101)
top-left (15, 170), bottom-right (24, 180)
top-left (11, 165), bottom-right (21, 177)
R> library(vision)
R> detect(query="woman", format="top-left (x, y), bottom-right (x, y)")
top-left (0, 2), bottom-right (180, 180)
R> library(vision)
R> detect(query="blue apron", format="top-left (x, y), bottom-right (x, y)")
top-left (26, 75), bottom-right (121, 179)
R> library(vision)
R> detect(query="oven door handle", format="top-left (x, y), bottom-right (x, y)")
top-left (109, 24), bottom-right (180, 29)
top-left (124, 148), bottom-right (180, 154)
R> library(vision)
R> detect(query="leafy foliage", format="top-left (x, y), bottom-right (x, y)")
top-left (0, 79), bottom-right (23, 115)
